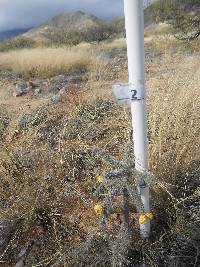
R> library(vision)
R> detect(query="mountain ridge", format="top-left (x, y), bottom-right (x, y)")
top-left (24, 11), bottom-right (104, 40)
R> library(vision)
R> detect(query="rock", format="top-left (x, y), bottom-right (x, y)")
top-left (34, 88), bottom-right (41, 95)
top-left (48, 84), bottom-right (63, 94)
top-left (67, 74), bottom-right (83, 84)
top-left (27, 81), bottom-right (36, 89)
top-left (48, 75), bottom-right (67, 93)
top-left (59, 87), bottom-right (67, 95)
top-left (48, 74), bottom-right (84, 94)
top-left (26, 81), bottom-right (43, 93)
top-left (13, 81), bottom-right (28, 97)
top-left (50, 75), bottom-right (65, 83)
top-left (51, 95), bottom-right (61, 103)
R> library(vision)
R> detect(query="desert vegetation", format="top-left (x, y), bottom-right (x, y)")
top-left (150, 0), bottom-right (200, 40)
top-left (0, 33), bottom-right (199, 266)
top-left (0, 4), bottom-right (199, 267)
top-left (0, 37), bottom-right (37, 52)
top-left (44, 22), bottom-right (123, 46)
top-left (0, 47), bottom-right (103, 79)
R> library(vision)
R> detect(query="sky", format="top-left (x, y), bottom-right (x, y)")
top-left (0, 0), bottom-right (151, 31)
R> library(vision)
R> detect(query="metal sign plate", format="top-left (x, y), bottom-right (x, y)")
top-left (112, 83), bottom-right (145, 106)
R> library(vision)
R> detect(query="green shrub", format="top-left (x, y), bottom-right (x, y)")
top-left (150, 0), bottom-right (176, 23)
top-left (83, 23), bottom-right (117, 44)
top-left (44, 29), bottom-right (85, 46)
top-left (111, 17), bottom-right (125, 35)
top-left (45, 23), bottom-right (118, 46)
top-left (149, 0), bottom-right (200, 40)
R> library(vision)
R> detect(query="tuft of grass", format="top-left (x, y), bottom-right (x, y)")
top-left (100, 37), bottom-right (126, 49)
top-left (0, 47), bottom-right (102, 79)
top-left (150, 34), bottom-right (200, 57)
top-left (148, 54), bottom-right (200, 180)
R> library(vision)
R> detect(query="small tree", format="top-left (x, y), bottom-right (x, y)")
top-left (171, 0), bottom-right (200, 41)
top-left (83, 23), bottom-right (116, 44)
top-left (150, 0), bottom-right (200, 41)
top-left (150, 0), bottom-right (176, 23)
top-left (44, 29), bottom-right (85, 46)
top-left (112, 17), bottom-right (125, 35)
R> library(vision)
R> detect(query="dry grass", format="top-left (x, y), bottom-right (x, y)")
top-left (101, 38), bottom-right (126, 49)
top-left (0, 46), bottom-right (103, 79)
top-left (147, 53), bottom-right (200, 187)
top-left (0, 98), bottom-right (130, 266)
top-left (0, 37), bottom-right (200, 266)
top-left (150, 34), bottom-right (200, 57)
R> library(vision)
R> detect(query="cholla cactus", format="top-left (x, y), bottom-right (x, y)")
top-left (52, 144), bottom-right (154, 267)
top-left (92, 145), bottom-right (154, 266)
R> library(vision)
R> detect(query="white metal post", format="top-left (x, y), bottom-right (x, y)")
top-left (124, 0), bottom-right (150, 238)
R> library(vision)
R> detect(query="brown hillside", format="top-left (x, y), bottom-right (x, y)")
top-left (24, 11), bottom-right (103, 40)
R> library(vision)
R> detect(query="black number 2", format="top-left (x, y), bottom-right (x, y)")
top-left (131, 90), bottom-right (138, 100)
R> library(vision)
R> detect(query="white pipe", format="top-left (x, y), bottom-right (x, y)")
top-left (124, 0), bottom-right (150, 238)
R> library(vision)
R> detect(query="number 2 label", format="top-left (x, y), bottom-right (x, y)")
top-left (131, 89), bottom-right (138, 100)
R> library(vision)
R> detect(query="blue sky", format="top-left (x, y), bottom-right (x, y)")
top-left (0, 0), bottom-right (151, 31)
